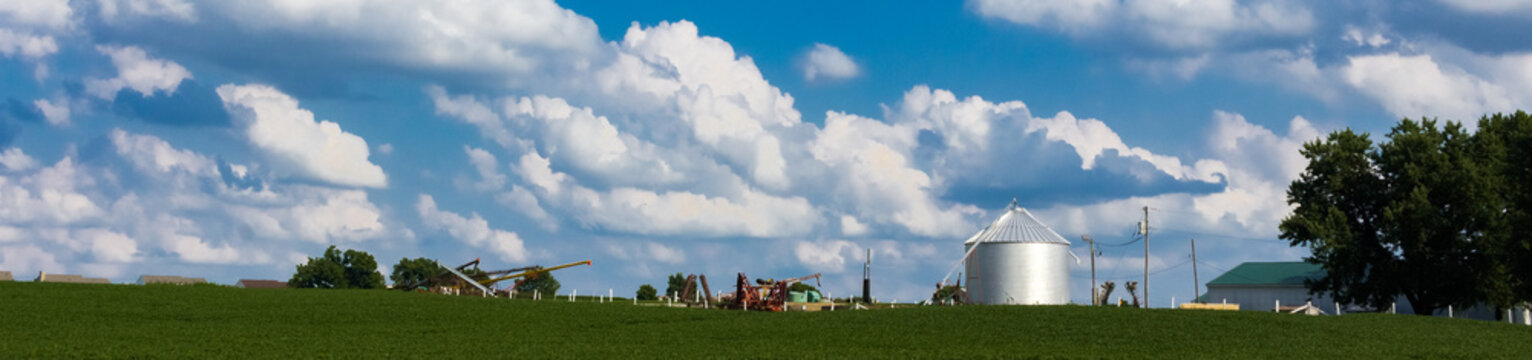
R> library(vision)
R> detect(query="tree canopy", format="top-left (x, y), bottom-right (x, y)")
top-left (1282, 112), bottom-right (1532, 315)
top-left (636, 284), bottom-right (658, 301)
top-left (665, 272), bottom-right (686, 298)
top-left (515, 272), bottom-right (560, 296)
top-left (290, 246), bottom-right (385, 289)
top-left (390, 257), bottom-right (440, 288)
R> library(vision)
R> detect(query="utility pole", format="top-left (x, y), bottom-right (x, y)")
top-left (1084, 235), bottom-right (1097, 306)
top-left (1143, 206), bottom-right (1150, 309)
top-left (1191, 238), bottom-right (1199, 304)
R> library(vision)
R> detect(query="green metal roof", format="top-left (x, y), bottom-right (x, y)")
top-left (1205, 262), bottom-right (1323, 287)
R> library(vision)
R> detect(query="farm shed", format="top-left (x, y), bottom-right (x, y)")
top-left (1199, 262), bottom-right (1336, 312)
top-left (34, 272), bottom-right (110, 284)
top-left (963, 200), bottom-right (1071, 305)
top-left (237, 279), bottom-right (288, 289)
top-left (1200, 262), bottom-right (1501, 320)
top-left (0, 270), bottom-right (11, 281)
top-left (137, 275), bottom-right (207, 285)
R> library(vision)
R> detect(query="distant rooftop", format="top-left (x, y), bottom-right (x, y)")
top-left (35, 272), bottom-right (110, 284)
top-left (1206, 262), bottom-right (1323, 287)
top-left (237, 279), bottom-right (287, 289)
top-left (138, 275), bottom-right (207, 285)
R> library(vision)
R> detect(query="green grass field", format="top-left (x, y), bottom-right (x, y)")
top-left (2, 282), bottom-right (1528, 358)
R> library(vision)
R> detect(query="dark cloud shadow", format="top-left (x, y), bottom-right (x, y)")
top-left (1, 97), bottom-right (43, 123)
top-left (0, 98), bottom-right (41, 148)
top-left (934, 132), bottom-right (1225, 210)
top-left (110, 80), bottom-right (231, 127)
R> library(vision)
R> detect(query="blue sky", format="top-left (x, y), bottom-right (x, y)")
top-left (2, 0), bottom-right (1530, 306)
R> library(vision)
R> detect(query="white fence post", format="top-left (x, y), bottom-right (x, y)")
top-left (1275, 300), bottom-right (1280, 313)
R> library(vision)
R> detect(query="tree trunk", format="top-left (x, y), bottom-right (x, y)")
top-left (1405, 292), bottom-right (1436, 316)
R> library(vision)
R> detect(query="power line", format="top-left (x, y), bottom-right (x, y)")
top-left (1156, 228), bottom-right (1287, 243)
top-left (1146, 257), bottom-right (1193, 276)
top-left (1092, 235), bottom-right (1142, 247)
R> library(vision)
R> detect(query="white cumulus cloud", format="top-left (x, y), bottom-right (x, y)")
top-left (208, 0), bottom-right (603, 77)
top-left (1437, 0), bottom-right (1532, 15)
top-left (97, 0), bottom-right (197, 23)
top-left (85, 45), bottom-right (192, 100)
top-left (0, 1), bottom-right (74, 30)
top-left (110, 129), bottom-right (218, 177)
top-left (32, 98), bottom-right (70, 126)
top-left (801, 43), bottom-right (860, 81)
top-left (0, 28), bottom-right (59, 59)
top-left (0, 148), bottom-right (38, 171)
top-left (416, 194), bottom-right (529, 263)
top-left (970, 0), bottom-right (1315, 50)
top-left (513, 150), bottom-right (819, 238)
top-left (1342, 53), bottom-right (1520, 122)
top-left (216, 83), bottom-right (388, 188)
top-left (460, 146), bottom-right (506, 192)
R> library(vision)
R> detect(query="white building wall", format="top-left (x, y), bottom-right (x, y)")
top-left (1203, 285), bottom-right (1505, 321)
top-left (1201, 285), bottom-right (1337, 312)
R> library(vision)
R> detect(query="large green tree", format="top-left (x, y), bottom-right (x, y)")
top-left (1373, 119), bottom-right (1493, 314)
top-left (1281, 129), bottom-right (1394, 310)
top-left (1282, 119), bottom-right (1508, 315)
top-left (390, 257), bottom-right (440, 289)
top-left (290, 246), bottom-right (386, 289)
top-left (1475, 111), bottom-right (1532, 308)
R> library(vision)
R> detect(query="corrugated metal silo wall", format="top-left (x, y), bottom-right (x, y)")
top-left (965, 242), bottom-right (1069, 305)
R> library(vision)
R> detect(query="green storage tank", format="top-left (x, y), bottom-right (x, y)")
top-left (788, 291), bottom-right (807, 303)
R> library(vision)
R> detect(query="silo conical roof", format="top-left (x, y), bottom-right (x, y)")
top-left (963, 199), bottom-right (1070, 246)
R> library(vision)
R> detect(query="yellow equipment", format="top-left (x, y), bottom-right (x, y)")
top-left (478, 260), bottom-right (592, 288)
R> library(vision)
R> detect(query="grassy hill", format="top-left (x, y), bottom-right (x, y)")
top-left (2, 282), bottom-right (1527, 358)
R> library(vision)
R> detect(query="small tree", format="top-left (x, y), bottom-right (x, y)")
top-left (1097, 282), bottom-right (1116, 306)
top-left (343, 249), bottom-right (385, 289)
top-left (391, 257), bottom-right (440, 288)
top-left (636, 284), bottom-right (658, 300)
top-left (516, 272), bottom-right (561, 296)
top-left (290, 246), bottom-right (385, 289)
top-left (1125, 281), bottom-right (1140, 308)
top-left (788, 282), bottom-right (818, 293)
top-left (931, 285), bottom-right (962, 303)
top-left (664, 272), bottom-right (686, 298)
